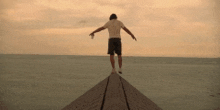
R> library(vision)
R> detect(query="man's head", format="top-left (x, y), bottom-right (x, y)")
top-left (109, 14), bottom-right (117, 20)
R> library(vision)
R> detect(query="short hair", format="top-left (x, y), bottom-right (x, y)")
top-left (109, 14), bottom-right (117, 20)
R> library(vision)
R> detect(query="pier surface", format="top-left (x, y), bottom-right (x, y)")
top-left (62, 73), bottom-right (162, 110)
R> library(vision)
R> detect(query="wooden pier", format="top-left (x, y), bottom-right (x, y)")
top-left (62, 73), bottom-right (162, 110)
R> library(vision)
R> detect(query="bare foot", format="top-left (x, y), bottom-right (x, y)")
top-left (111, 68), bottom-right (117, 74)
top-left (118, 68), bottom-right (122, 74)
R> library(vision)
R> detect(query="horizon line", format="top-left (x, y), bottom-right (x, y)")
top-left (1, 53), bottom-right (219, 59)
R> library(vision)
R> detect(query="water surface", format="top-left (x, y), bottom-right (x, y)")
top-left (0, 54), bottom-right (219, 110)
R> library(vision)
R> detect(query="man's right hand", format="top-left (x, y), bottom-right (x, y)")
top-left (89, 33), bottom-right (94, 39)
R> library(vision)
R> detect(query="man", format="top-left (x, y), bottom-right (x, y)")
top-left (89, 14), bottom-right (137, 74)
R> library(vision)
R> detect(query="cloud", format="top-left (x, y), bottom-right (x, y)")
top-left (152, 0), bottom-right (204, 8)
top-left (23, 27), bottom-right (95, 36)
top-left (0, 0), bottom-right (219, 57)
top-left (1, 0), bottom-right (44, 21)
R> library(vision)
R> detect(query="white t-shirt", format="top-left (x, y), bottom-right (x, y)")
top-left (103, 19), bottom-right (125, 39)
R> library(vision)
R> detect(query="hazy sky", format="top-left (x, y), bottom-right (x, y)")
top-left (0, 0), bottom-right (219, 57)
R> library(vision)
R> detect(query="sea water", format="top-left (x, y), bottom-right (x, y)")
top-left (0, 54), bottom-right (219, 110)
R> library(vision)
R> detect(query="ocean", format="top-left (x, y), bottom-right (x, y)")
top-left (0, 54), bottom-right (219, 110)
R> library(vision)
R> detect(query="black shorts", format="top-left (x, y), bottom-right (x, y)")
top-left (108, 38), bottom-right (122, 55)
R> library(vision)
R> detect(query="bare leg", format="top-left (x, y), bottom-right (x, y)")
top-left (110, 55), bottom-right (115, 69)
top-left (118, 55), bottom-right (122, 68)
top-left (110, 55), bottom-right (116, 74)
top-left (118, 55), bottom-right (122, 74)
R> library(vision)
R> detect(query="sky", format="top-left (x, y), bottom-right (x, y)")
top-left (0, 0), bottom-right (219, 58)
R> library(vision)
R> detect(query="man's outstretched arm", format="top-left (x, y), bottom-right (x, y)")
top-left (89, 27), bottom-right (106, 39)
top-left (122, 27), bottom-right (137, 41)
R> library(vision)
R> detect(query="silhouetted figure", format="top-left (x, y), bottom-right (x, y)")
top-left (89, 14), bottom-right (137, 74)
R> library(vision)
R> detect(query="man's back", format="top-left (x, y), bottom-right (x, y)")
top-left (103, 19), bottom-right (125, 39)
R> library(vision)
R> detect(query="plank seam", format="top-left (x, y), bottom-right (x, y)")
top-left (120, 76), bottom-right (130, 110)
top-left (100, 76), bottom-right (110, 110)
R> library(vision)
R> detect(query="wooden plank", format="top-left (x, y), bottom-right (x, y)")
top-left (62, 73), bottom-right (163, 110)
top-left (120, 77), bottom-right (162, 110)
top-left (103, 73), bottom-right (128, 110)
top-left (62, 76), bottom-right (109, 110)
